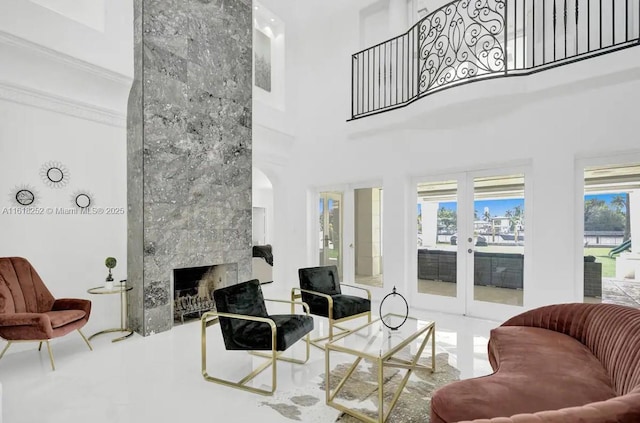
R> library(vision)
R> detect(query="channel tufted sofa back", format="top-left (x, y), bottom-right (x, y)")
top-left (500, 303), bottom-right (640, 396)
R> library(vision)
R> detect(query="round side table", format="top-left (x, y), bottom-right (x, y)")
top-left (87, 281), bottom-right (134, 342)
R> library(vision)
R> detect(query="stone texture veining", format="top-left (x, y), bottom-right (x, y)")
top-left (127, 0), bottom-right (252, 336)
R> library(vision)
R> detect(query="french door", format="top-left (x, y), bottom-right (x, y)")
top-left (319, 192), bottom-right (343, 278)
top-left (414, 167), bottom-right (530, 321)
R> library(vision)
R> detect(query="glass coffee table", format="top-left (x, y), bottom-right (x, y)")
top-left (325, 314), bottom-right (435, 423)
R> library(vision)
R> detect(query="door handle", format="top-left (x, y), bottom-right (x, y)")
top-left (468, 249), bottom-right (473, 254)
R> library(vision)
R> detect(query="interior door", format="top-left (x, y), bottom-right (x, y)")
top-left (319, 192), bottom-right (343, 278)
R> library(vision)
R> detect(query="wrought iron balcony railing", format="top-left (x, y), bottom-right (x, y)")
top-left (351, 0), bottom-right (640, 120)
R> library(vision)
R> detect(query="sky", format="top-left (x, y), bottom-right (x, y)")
top-left (435, 198), bottom-right (524, 217)
top-left (429, 193), bottom-right (626, 217)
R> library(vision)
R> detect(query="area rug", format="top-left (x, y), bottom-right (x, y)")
top-left (261, 353), bottom-right (459, 422)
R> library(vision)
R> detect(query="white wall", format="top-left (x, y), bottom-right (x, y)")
top-left (0, 100), bottom-right (128, 347)
top-left (0, 1), bottom-right (132, 353)
top-left (0, 0), bottom-right (133, 78)
top-left (253, 0), bottom-right (640, 320)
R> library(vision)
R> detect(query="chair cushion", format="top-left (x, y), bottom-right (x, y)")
top-left (430, 326), bottom-right (617, 422)
top-left (221, 314), bottom-right (313, 351)
top-left (44, 310), bottom-right (86, 329)
top-left (302, 293), bottom-right (371, 319)
top-left (332, 294), bottom-right (371, 320)
top-left (270, 314), bottom-right (314, 350)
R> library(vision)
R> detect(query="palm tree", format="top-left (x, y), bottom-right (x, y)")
top-left (506, 206), bottom-right (524, 242)
top-left (612, 194), bottom-right (631, 242)
top-left (483, 210), bottom-right (491, 222)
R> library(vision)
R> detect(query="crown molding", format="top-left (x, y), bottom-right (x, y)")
top-left (0, 30), bottom-right (132, 86)
top-left (0, 80), bottom-right (126, 127)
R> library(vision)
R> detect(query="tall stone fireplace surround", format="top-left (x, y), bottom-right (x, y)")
top-left (127, 0), bottom-right (253, 336)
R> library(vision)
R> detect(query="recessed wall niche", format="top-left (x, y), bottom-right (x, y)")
top-left (253, 1), bottom-right (285, 110)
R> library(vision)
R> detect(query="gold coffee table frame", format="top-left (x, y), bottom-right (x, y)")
top-left (325, 314), bottom-right (436, 423)
top-left (87, 281), bottom-right (134, 342)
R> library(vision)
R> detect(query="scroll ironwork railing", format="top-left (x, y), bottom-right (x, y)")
top-left (351, 0), bottom-right (640, 120)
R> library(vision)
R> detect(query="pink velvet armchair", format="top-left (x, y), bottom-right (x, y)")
top-left (0, 257), bottom-right (93, 370)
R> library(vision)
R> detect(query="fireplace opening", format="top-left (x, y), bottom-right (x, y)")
top-left (173, 263), bottom-right (238, 324)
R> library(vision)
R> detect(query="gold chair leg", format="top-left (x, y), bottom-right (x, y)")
top-left (38, 341), bottom-right (43, 351)
top-left (46, 340), bottom-right (55, 371)
top-left (201, 315), bottom-right (278, 395)
top-left (0, 341), bottom-right (12, 360)
top-left (78, 329), bottom-right (93, 351)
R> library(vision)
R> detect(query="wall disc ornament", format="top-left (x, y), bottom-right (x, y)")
top-left (71, 191), bottom-right (93, 209)
top-left (10, 185), bottom-right (39, 207)
top-left (40, 161), bottom-right (70, 188)
top-left (16, 189), bottom-right (35, 206)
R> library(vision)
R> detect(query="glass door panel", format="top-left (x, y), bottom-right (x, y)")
top-left (319, 192), bottom-right (343, 278)
top-left (417, 180), bottom-right (459, 298)
top-left (583, 164), bottom-right (640, 307)
top-left (472, 174), bottom-right (525, 306)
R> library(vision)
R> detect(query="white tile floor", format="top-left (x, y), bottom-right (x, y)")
top-left (0, 283), bottom-right (497, 423)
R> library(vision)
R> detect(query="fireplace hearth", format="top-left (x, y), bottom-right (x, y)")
top-left (173, 263), bottom-right (238, 324)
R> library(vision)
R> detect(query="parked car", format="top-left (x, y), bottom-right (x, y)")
top-left (450, 234), bottom-right (487, 246)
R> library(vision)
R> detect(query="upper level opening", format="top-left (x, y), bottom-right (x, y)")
top-left (351, 0), bottom-right (640, 120)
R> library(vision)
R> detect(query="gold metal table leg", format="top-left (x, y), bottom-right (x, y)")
top-left (325, 323), bottom-right (437, 423)
top-left (88, 328), bottom-right (134, 342)
top-left (88, 285), bottom-right (133, 342)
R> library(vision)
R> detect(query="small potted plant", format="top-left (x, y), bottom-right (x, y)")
top-left (104, 257), bottom-right (117, 289)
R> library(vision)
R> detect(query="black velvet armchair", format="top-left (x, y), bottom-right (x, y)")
top-left (201, 279), bottom-right (313, 395)
top-left (292, 265), bottom-right (371, 348)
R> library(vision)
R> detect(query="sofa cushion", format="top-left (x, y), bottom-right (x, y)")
top-left (431, 326), bottom-right (616, 422)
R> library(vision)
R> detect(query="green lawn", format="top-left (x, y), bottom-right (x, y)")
top-left (584, 247), bottom-right (616, 278)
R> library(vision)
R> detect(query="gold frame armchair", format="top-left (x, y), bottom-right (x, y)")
top-left (0, 257), bottom-right (92, 370)
top-left (292, 265), bottom-right (371, 349)
top-left (201, 279), bottom-right (313, 395)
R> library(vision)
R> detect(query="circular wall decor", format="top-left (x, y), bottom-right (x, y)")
top-left (75, 194), bottom-right (91, 208)
top-left (40, 161), bottom-right (70, 188)
top-left (16, 189), bottom-right (35, 206)
top-left (379, 286), bottom-right (409, 331)
top-left (71, 191), bottom-right (94, 209)
top-left (9, 185), bottom-right (39, 207)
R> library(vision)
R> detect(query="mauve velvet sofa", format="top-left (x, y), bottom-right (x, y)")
top-left (431, 303), bottom-right (640, 423)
